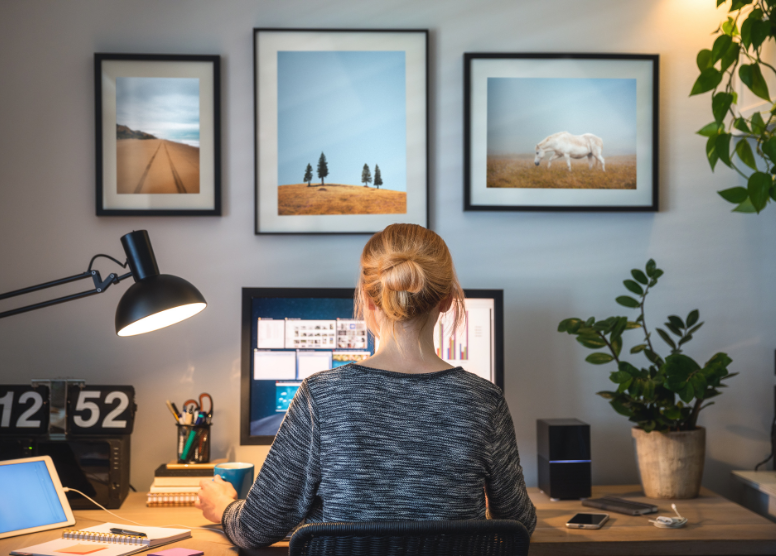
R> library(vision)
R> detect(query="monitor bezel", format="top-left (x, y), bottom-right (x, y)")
top-left (240, 287), bottom-right (504, 446)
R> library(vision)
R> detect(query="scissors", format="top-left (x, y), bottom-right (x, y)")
top-left (182, 393), bottom-right (213, 418)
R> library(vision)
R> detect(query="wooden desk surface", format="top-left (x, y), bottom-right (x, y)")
top-left (3, 485), bottom-right (776, 556)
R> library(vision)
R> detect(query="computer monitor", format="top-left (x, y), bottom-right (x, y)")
top-left (240, 288), bottom-right (503, 445)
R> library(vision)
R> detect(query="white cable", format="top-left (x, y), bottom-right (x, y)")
top-left (62, 487), bottom-right (226, 535)
top-left (63, 487), bottom-right (145, 526)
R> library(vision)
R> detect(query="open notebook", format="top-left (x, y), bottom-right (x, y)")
top-left (11, 523), bottom-right (190, 556)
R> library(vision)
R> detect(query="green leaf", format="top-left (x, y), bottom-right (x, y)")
top-left (664, 322), bottom-right (683, 337)
top-left (577, 335), bottom-right (607, 349)
top-left (631, 344), bottom-right (647, 354)
top-left (716, 133), bottom-right (733, 167)
top-left (696, 49), bottom-right (713, 71)
top-left (751, 20), bottom-right (770, 50)
top-left (611, 335), bottom-right (623, 358)
top-left (739, 64), bottom-right (770, 101)
top-left (733, 197), bottom-right (757, 212)
top-left (706, 135), bottom-right (720, 171)
top-left (690, 67), bottom-right (723, 96)
top-left (712, 92), bottom-right (734, 123)
top-left (718, 186), bottom-right (749, 204)
top-left (680, 383), bottom-right (695, 403)
top-left (686, 309), bottom-right (699, 327)
top-left (657, 328), bottom-right (677, 349)
top-left (748, 172), bottom-right (772, 212)
top-left (668, 315), bottom-right (685, 330)
top-left (741, 16), bottom-right (754, 48)
top-left (736, 139), bottom-right (758, 171)
top-left (751, 111), bottom-right (766, 135)
top-left (645, 259), bottom-right (657, 277)
top-left (721, 17), bottom-right (737, 36)
top-left (697, 121), bottom-right (723, 137)
top-left (625, 321), bottom-right (642, 330)
top-left (616, 296), bottom-right (641, 308)
top-left (678, 334), bottom-right (694, 346)
top-left (644, 349), bottom-right (663, 365)
top-left (720, 42), bottom-right (740, 74)
top-left (596, 391), bottom-right (617, 400)
top-left (631, 269), bottom-right (648, 285)
top-left (623, 279), bottom-right (644, 296)
top-left (733, 117), bottom-right (750, 133)
top-left (586, 352), bottom-right (615, 365)
top-left (688, 322), bottom-right (704, 335)
top-left (610, 399), bottom-right (633, 417)
top-left (762, 137), bottom-right (776, 162)
top-left (712, 34), bottom-right (733, 63)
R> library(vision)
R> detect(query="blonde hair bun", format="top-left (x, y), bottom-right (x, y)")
top-left (356, 224), bottom-right (465, 335)
top-left (379, 253), bottom-right (426, 294)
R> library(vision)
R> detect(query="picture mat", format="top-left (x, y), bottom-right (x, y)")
top-left (469, 58), bottom-right (654, 207)
top-left (100, 60), bottom-right (215, 210)
top-left (256, 31), bottom-right (427, 232)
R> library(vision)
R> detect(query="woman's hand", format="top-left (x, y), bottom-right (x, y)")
top-left (195, 475), bottom-right (238, 523)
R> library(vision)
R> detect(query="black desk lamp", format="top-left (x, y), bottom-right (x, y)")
top-left (0, 230), bottom-right (206, 336)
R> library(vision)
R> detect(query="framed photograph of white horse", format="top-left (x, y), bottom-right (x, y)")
top-left (464, 53), bottom-right (659, 212)
top-left (95, 53), bottom-right (222, 216)
top-left (254, 29), bottom-right (429, 234)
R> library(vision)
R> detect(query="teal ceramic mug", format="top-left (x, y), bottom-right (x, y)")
top-left (214, 462), bottom-right (255, 499)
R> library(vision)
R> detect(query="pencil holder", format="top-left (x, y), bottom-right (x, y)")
top-left (176, 423), bottom-right (211, 463)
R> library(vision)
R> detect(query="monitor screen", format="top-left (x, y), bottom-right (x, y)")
top-left (240, 288), bottom-right (503, 445)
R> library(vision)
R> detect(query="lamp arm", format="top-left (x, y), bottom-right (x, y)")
top-left (0, 263), bottom-right (133, 320)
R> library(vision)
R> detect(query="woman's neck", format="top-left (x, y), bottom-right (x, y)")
top-left (359, 312), bottom-right (455, 374)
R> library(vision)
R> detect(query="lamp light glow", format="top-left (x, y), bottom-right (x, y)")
top-left (117, 302), bottom-right (206, 337)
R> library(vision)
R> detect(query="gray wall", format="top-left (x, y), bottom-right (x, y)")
top-left (1, 0), bottom-right (774, 497)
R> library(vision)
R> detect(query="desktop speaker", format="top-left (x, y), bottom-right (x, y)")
top-left (537, 418), bottom-right (591, 500)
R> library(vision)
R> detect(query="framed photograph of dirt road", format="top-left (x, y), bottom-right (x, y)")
top-left (464, 53), bottom-right (658, 212)
top-left (95, 53), bottom-right (221, 216)
top-left (254, 29), bottom-right (428, 234)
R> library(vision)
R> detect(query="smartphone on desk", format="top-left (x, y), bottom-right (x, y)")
top-left (566, 513), bottom-right (609, 529)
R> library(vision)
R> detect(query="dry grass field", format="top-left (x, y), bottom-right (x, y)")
top-left (117, 139), bottom-right (199, 194)
top-left (278, 183), bottom-right (407, 215)
top-left (487, 154), bottom-right (636, 190)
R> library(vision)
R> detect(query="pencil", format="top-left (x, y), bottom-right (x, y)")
top-left (165, 400), bottom-right (181, 423)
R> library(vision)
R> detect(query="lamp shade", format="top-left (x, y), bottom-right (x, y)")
top-left (115, 274), bottom-right (207, 337)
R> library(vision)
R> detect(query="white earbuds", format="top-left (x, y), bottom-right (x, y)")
top-left (649, 504), bottom-right (688, 529)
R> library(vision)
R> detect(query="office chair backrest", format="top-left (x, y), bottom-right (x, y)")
top-left (289, 519), bottom-right (530, 556)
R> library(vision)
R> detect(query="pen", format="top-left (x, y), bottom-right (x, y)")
top-left (110, 528), bottom-right (147, 538)
top-left (165, 400), bottom-right (180, 423)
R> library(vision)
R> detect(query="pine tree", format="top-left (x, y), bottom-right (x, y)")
top-left (361, 163), bottom-right (372, 187)
top-left (317, 152), bottom-right (329, 186)
top-left (303, 163), bottom-right (313, 187)
top-left (374, 164), bottom-right (383, 190)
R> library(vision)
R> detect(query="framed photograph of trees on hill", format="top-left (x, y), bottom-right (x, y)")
top-left (254, 29), bottom-right (428, 234)
top-left (464, 53), bottom-right (659, 212)
top-left (95, 53), bottom-right (221, 216)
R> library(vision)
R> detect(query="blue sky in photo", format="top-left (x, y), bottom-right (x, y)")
top-left (277, 51), bottom-right (406, 190)
top-left (487, 77), bottom-right (637, 156)
top-left (116, 77), bottom-right (200, 147)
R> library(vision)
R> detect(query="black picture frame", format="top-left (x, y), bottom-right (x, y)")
top-left (464, 53), bottom-right (659, 212)
top-left (254, 29), bottom-right (429, 234)
top-left (95, 53), bottom-right (221, 216)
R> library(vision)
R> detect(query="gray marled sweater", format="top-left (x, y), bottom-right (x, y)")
top-left (222, 364), bottom-right (536, 548)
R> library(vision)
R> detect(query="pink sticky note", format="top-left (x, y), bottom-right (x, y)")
top-left (147, 549), bottom-right (204, 556)
top-left (55, 545), bottom-right (108, 555)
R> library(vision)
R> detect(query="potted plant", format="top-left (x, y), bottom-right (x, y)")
top-left (691, 0), bottom-right (776, 214)
top-left (558, 260), bottom-right (736, 498)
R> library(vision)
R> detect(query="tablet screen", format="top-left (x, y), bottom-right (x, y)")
top-left (0, 460), bottom-right (69, 535)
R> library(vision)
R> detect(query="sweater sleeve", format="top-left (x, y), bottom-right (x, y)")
top-left (222, 380), bottom-right (320, 548)
top-left (484, 395), bottom-right (537, 535)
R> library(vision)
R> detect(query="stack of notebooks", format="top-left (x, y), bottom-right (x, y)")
top-left (147, 461), bottom-right (220, 507)
top-left (10, 523), bottom-right (190, 556)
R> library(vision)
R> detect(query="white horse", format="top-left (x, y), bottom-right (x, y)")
top-left (534, 132), bottom-right (605, 172)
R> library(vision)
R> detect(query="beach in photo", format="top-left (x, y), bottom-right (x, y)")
top-left (116, 77), bottom-right (200, 194)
